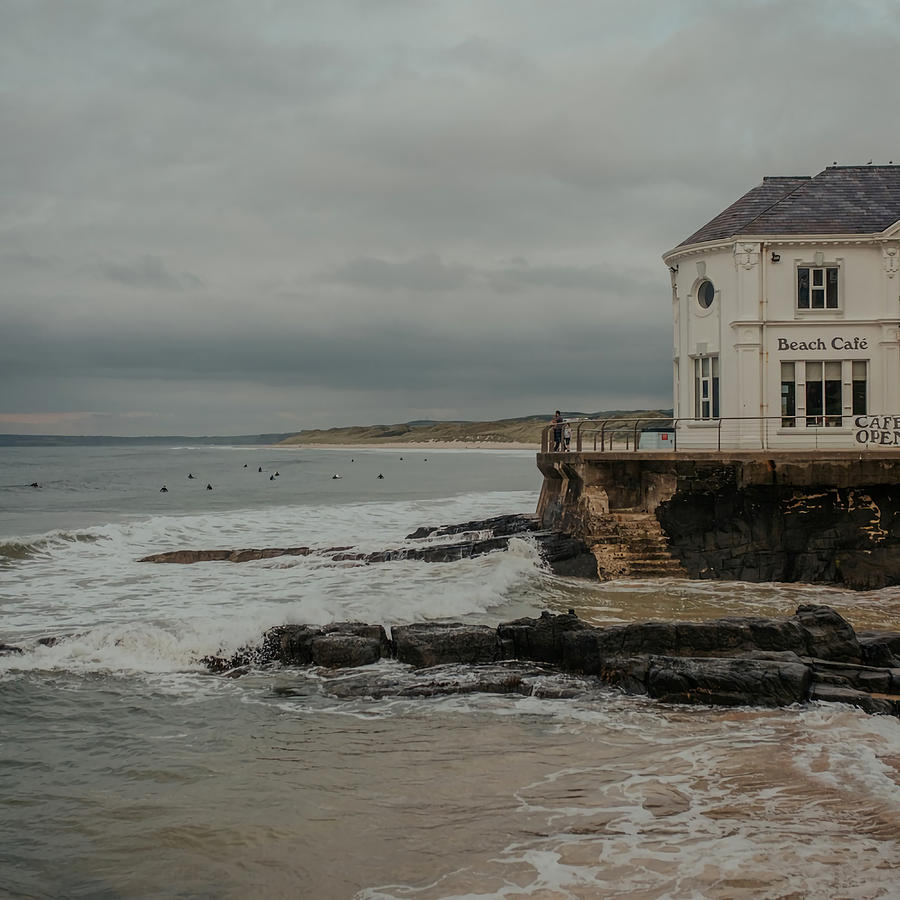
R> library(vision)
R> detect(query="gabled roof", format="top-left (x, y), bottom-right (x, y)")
top-left (678, 166), bottom-right (900, 248)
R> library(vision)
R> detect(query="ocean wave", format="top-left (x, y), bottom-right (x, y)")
top-left (0, 530), bottom-right (104, 562)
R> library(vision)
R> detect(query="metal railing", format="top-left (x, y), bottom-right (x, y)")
top-left (540, 414), bottom-right (900, 453)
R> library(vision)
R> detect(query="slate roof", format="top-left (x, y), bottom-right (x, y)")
top-left (678, 166), bottom-right (900, 248)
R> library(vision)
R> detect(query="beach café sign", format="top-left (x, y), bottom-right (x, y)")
top-left (855, 416), bottom-right (900, 446)
top-left (777, 336), bottom-right (869, 352)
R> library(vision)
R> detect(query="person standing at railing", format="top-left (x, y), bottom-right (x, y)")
top-left (564, 421), bottom-right (572, 451)
top-left (550, 410), bottom-right (563, 451)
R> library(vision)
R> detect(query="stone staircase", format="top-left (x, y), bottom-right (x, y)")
top-left (589, 509), bottom-right (688, 580)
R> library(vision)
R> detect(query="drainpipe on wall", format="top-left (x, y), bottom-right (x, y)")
top-left (760, 242), bottom-right (768, 450)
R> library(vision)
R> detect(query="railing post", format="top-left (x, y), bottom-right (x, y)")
top-left (633, 418), bottom-right (641, 451)
top-left (717, 418), bottom-right (722, 451)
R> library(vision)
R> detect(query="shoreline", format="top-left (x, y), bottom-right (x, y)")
top-left (275, 440), bottom-right (539, 451)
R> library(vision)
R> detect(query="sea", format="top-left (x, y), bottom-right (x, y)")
top-left (2, 443), bottom-right (900, 900)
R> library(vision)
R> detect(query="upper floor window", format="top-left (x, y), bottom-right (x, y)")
top-left (798, 266), bottom-right (838, 310)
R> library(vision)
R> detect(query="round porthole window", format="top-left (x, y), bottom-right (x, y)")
top-left (697, 279), bottom-right (715, 309)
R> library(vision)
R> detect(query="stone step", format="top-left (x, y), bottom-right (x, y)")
top-left (629, 561), bottom-right (687, 575)
top-left (588, 510), bottom-right (686, 581)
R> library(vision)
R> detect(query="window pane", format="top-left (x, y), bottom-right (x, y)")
top-left (853, 380), bottom-right (867, 415)
top-left (781, 361), bottom-right (794, 380)
top-left (806, 370), bottom-right (823, 426)
top-left (826, 268), bottom-right (838, 308)
top-left (806, 361), bottom-right (822, 380)
top-left (798, 268), bottom-right (810, 308)
top-left (702, 357), bottom-right (709, 376)
top-left (825, 375), bottom-right (842, 425)
top-left (712, 376), bottom-right (719, 418)
top-left (811, 286), bottom-right (824, 308)
top-left (781, 381), bottom-right (796, 424)
top-left (824, 361), bottom-right (841, 380)
top-left (806, 381), bottom-right (823, 415)
top-left (852, 360), bottom-right (867, 415)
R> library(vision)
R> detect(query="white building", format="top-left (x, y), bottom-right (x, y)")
top-left (663, 165), bottom-right (900, 450)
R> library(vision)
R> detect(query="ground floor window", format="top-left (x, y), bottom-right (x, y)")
top-left (780, 359), bottom-right (867, 427)
top-left (693, 355), bottom-right (719, 419)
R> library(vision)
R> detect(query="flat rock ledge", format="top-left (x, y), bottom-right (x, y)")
top-left (201, 604), bottom-right (900, 716)
top-left (137, 514), bottom-right (599, 578)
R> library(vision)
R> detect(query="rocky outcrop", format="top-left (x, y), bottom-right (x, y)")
top-left (656, 485), bottom-right (900, 590)
top-left (139, 514), bottom-right (599, 578)
top-left (201, 605), bottom-right (900, 716)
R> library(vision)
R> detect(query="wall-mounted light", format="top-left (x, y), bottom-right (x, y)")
top-left (669, 265), bottom-right (679, 274)
top-left (770, 252), bottom-right (781, 263)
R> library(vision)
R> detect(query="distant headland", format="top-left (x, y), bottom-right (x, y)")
top-left (276, 410), bottom-right (671, 448)
top-left (0, 410), bottom-right (671, 449)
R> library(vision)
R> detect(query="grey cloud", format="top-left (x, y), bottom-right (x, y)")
top-left (328, 254), bottom-right (471, 291)
top-left (96, 256), bottom-right (204, 291)
top-left (325, 254), bottom-right (661, 296)
top-left (0, 0), bottom-right (893, 434)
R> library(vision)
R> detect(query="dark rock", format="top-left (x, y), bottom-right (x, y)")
top-left (592, 616), bottom-right (808, 660)
top-left (140, 547), bottom-right (318, 563)
top-left (137, 513), bottom-right (593, 576)
top-left (262, 624), bottom-right (320, 666)
top-left (317, 662), bottom-right (586, 701)
top-left (392, 623), bottom-right (498, 667)
top-left (0, 643), bottom-right (23, 655)
top-left (197, 606), bottom-right (900, 717)
top-left (204, 621), bottom-right (391, 671)
top-left (792, 604), bottom-right (860, 662)
top-left (642, 656), bottom-right (812, 708)
top-left (310, 634), bottom-right (384, 668)
top-left (498, 610), bottom-right (597, 668)
top-left (808, 684), bottom-right (900, 716)
top-left (857, 631), bottom-right (900, 668)
top-left (834, 546), bottom-right (900, 591)
top-left (657, 484), bottom-right (900, 588)
top-left (405, 514), bottom-right (539, 540)
top-left (535, 533), bottom-right (598, 578)
top-left (809, 659), bottom-right (893, 693)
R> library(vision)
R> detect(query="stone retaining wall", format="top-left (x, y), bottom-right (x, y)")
top-left (536, 452), bottom-right (900, 588)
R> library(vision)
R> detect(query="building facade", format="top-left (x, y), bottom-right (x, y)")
top-left (663, 166), bottom-right (900, 449)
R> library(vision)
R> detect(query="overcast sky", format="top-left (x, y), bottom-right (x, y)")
top-left (2, 0), bottom-right (897, 435)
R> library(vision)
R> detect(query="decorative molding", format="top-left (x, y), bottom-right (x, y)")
top-left (734, 242), bottom-right (760, 270)
top-left (883, 245), bottom-right (899, 279)
top-left (664, 235), bottom-right (893, 265)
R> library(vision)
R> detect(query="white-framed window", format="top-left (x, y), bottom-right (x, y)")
top-left (797, 266), bottom-right (839, 310)
top-left (780, 359), bottom-right (867, 428)
top-left (693, 355), bottom-right (719, 419)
